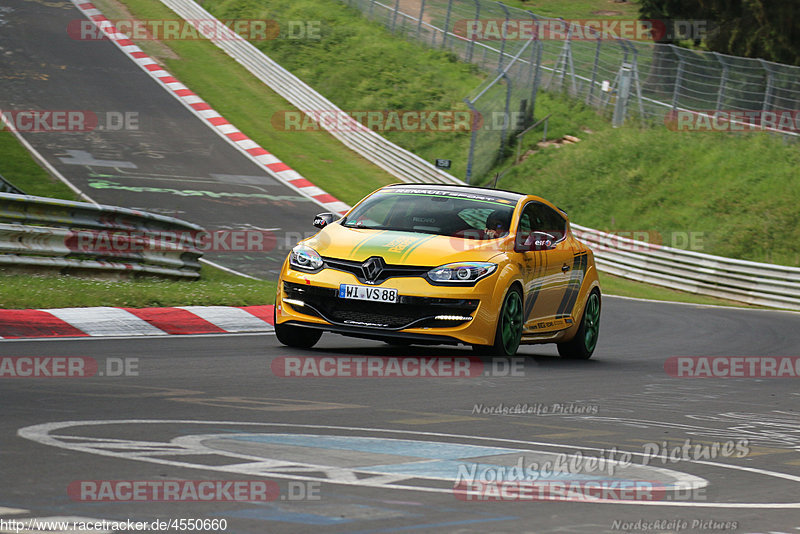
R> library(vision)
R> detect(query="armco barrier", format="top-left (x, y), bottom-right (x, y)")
top-left (0, 193), bottom-right (203, 278)
top-left (159, 0), bottom-right (463, 186)
top-left (0, 174), bottom-right (24, 195)
top-left (152, 0), bottom-right (800, 310)
top-left (572, 224), bottom-right (800, 311)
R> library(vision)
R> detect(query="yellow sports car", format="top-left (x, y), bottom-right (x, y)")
top-left (275, 184), bottom-right (601, 358)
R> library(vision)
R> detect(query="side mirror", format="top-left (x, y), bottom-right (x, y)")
top-left (313, 212), bottom-right (337, 229)
top-left (515, 231), bottom-right (557, 252)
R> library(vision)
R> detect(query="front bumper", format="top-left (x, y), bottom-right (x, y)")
top-left (276, 265), bottom-right (502, 346)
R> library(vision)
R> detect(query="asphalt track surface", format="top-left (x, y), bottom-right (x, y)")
top-left (2, 297), bottom-right (800, 534)
top-left (0, 0), bottom-right (326, 278)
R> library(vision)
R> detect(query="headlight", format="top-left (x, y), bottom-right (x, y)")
top-left (289, 245), bottom-right (323, 272)
top-left (427, 262), bottom-right (496, 283)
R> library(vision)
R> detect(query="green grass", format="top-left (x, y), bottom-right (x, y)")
top-left (493, 125), bottom-right (800, 267)
top-left (381, 0), bottom-right (641, 23)
top-left (499, 0), bottom-right (641, 19)
top-left (0, 131), bottom-right (79, 201)
top-left (0, 265), bottom-right (276, 309)
top-left (597, 271), bottom-right (757, 308)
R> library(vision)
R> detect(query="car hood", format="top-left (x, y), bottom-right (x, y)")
top-left (303, 224), bottom-right (511, 266)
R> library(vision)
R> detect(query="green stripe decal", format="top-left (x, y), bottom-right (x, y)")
top-left (349, 231), bottom-right (435, 263)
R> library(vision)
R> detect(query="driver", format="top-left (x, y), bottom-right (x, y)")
top-left (484, 210), bottom-right (509, 239)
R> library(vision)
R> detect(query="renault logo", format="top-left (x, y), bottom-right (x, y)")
top-left (361, 256), bottom-right (385, 283)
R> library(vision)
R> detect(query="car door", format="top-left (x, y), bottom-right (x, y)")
top-left (517, 202), bottom-right (575, 333)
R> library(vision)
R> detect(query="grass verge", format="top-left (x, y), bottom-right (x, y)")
top-left (0, 265), bottom-right (276, 309)
top-left (499, 0), bottom-right (641, 19)
top-left (597, 271), bottom-right (758, 308)
top-left (492, 126), bottom-right (800, 266)
top-left (0, 132), bottom-right (79, 201)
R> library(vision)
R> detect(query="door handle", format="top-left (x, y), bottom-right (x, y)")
top-left (562, 264), bottom-right (570, 272)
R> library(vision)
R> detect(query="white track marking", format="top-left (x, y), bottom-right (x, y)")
top-left (17, 419), bottom-right (800, 508)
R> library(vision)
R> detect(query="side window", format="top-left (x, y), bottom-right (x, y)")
top-left (520, 202), bottom-right (566, 242)
top-left (518, 211), bottom-right (532, 234)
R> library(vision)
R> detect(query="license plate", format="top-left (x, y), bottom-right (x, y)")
top-left (338, 284), bottom-right (398, 303)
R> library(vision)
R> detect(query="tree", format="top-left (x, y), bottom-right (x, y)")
top-left (639, 0), bottom-right (800, 65)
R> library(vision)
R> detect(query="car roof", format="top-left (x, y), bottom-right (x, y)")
top-left (382, 183), bottom-right (526, 203)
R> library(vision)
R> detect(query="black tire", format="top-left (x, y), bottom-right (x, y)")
top-left (274, 306), bottom-right (322, 349)
top-left (472, 286), bottom-right (524, 357)
top-left (557, 288), bottom-right (601, 360)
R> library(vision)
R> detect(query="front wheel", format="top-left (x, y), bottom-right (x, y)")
top-left (274, 306), bottom-right (322, 349)
top-left (557, 288), bottom-right (601, 360)
top-left (473, 286), bottom-right (523, 357)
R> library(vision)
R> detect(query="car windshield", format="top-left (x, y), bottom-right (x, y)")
top-left (341, 190), bottom-right (516, 240)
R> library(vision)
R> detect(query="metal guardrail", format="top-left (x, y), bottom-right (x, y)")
top-left (572, 224), bottom-right (800, 311)
top-left (153, 0), bottom-right (800, 309)
top-left (159, 0), bottom-right (463, 186)
top-left (0, 174), bottom-right (24, 195)
top-left (0, 193), bottom-right (204, 278)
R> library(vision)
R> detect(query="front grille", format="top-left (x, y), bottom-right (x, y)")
top-left (322, 257), bottom-right (430, 284)
top-left (283, 282), bottom-right (478, 330)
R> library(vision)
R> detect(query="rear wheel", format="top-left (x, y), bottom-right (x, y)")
top-left (274, 306), bottom-right (322, 349)
top-left (557, 289), bottom-right (600, 360)
top-left (473, 286), bottom-right (523, 357)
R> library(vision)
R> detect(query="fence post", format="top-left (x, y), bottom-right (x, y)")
top-left (466, 0), bottom-right (481, 63)
top-left (464, 98), bottom-right (480, 184)
top-left (368, 0), bottom-right (376, 19)
top-left (586, 26), bottom-right (602, 106)
top-left (627, 42), bottom-right (646, 121)
top-left (565, 25), bottom-right (577, 95)
top-left (713, 52), bottom-right (728, 111)
top-left (391, 0), bottom-right (400, 32)
top-left (497, 2), bottom-right (510, 72)
top-left (671, 46), bottom-right (685, 111)
top-left (612, 63), bottom-right (632, 127)
top-left (499, 73), bottom-right (512, 158)
top-left (527, 10), bottom-right (541, 119)
top-left (441, 0), bottom-right (454, 48)
top-left (553, 20), bottom-right (575, 93)
top-left (759, 59), bottom-right (775, 113)
top-left (416, 0), bottom-right (426, 38)
top-left (600, 40), bottom-right (628, 111)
